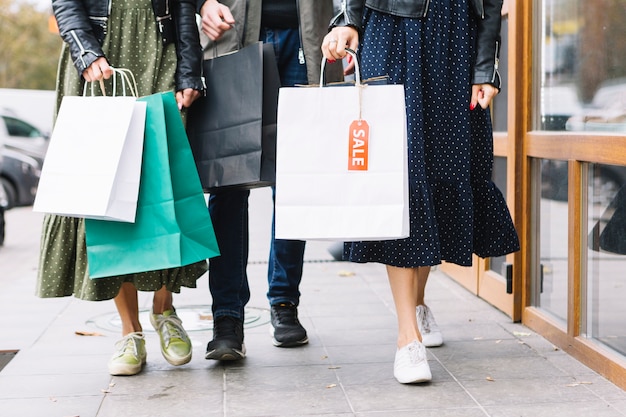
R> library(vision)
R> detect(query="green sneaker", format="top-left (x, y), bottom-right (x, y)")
top-left (150, 309), bottom-right (192, 366)
top-left (108, 332), bottom-right (147, 376)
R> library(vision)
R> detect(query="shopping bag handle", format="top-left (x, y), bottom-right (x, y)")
top-left (319, 48), bottom-right (361, 87)
top-left (82, 67), bottom-right (139, 97)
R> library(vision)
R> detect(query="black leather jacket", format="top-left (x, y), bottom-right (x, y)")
top-left (52, 0), bottom-right (204, 92)
top-left (330, 0), bottom-right (503, 88)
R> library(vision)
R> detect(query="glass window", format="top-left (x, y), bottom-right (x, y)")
top-left (490, 156), bottom-right (509, 277)
top-left (534, 158), bottom-right (568, 324)
top-left (1, 116), bottom-right (42, 138)
top-left (586, 163), bottom-right (626, 355)
top-left (539, 0), bottom-right (626, 132)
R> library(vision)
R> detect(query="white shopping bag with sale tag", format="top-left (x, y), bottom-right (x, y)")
top-left (275, 50), bottom-right (409, 241)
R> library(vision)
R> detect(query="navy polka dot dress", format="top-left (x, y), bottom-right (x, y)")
top-left (344, 0), bottom-right (520, 267)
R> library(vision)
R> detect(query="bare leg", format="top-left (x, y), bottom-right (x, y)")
top-left (152, 286), bottom-right (173, 314)
top-left (416, 266), bottom-right (431, 306)
top-left (114, 283), bottom-right (142, 335)
top-left (386, 265), bottom-right (433, 348)
top-left (386, 265), bottom-right (420, 348)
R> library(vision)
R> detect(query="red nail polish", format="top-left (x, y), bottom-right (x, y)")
top-left (470, 103), bottom-right (476, 110)
top-left (347, 55), bottom-right (352, 64)
top-left (328, 59), bottom-right (336, 64)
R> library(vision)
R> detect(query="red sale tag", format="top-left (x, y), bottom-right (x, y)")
top-left (348, 120), bottom-right (369, 171)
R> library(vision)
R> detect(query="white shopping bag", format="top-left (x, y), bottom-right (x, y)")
top-left (34, 69), bottom-right (147, 222)
top-left (275, 50), bottom-right (409, 241)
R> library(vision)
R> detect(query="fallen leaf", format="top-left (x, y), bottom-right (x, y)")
top-left (326, 383), bottom-right (337, 388)
top-left (328, 366), bottom-right (341, 369)
top-left (75, 330), bottom-right (103, 337)
top-left (495, 340), bottom-right (503, 344)
top-left (321, 355), bottom-right (328, 360)
top-left (486, 376), bottom-right (495, 382)
top-left (513, 331), bottom-right (531, 337)
top-left (198, 314), bottom-right (213, 321)
top-left (338, 270), bottom-right (355, 277)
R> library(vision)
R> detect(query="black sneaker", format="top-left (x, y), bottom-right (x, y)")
top-left (270, 303), bottom-right (308, 347)
top-left (205, 316), bottom-right (246, 361)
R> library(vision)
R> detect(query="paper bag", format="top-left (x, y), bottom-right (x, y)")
top-left (275, 51), bottom-right (409, 241)
top-left (186, 41), bottom-right (280, 192)
top-left (34, 78), bottom-right (146, 222)
top-left (85, 92), bottom-right (219, 278)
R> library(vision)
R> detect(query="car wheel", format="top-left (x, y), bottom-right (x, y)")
top-left (0, 177), bottom-right (17, 209)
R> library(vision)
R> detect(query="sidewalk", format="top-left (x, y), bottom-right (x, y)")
top-left (1, 188), bottom-right (626, 417)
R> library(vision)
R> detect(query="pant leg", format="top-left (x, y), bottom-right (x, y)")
top-left (262, 27), bottom-right (308, 306)
top-left (208, 189), bottom-right (251, 319)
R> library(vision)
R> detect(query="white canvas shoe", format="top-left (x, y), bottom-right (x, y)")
top-left (393, 340), bottom-right (432, 384)
top-left (417, 304), bottom-right (443, 347)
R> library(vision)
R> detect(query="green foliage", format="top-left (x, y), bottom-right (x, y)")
top-left (0, 0), bottom-right (62, 89)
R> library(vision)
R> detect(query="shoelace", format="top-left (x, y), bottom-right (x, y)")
top-left (406, 342), bottom-right (422, 364)
top-left (114, 334), bottom-right (141, 358)
top-left (418, 308), bottom-right (431, 333)
top-left (157, 315), bottom-right (184, 345)
top-left (274, 304), bottom-right (299, 325)
top-left (214, 316), bottom-right (241, 338)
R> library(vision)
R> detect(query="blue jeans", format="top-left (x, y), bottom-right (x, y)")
top-left (208, 27), bottom-right (307, 320)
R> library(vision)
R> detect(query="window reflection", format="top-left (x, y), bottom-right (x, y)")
top-left (540, 0), bottom-right (626, 132)
top-left (587, 163), bottom-right (626, 355)
top-left (536, 158), bottom-right (568, 323)
top-left (490, 157), bottom-right (508, 276)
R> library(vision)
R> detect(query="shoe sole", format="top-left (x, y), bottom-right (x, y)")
top-left (163, 351), bottom-right (192, 366)
top-left (108, 358), bottom-right (146, 376)
top-left (395, 372), bottom-right (432, 384)
top-left (422, 335), bottom-right (443, 348)
top-left (205, 345), bottom-right (246, 361)
top-left (269, 326), bottom-right (309, 347)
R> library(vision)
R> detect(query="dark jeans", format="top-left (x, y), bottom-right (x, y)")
top-left (208, 27), bottom-right (307, 320)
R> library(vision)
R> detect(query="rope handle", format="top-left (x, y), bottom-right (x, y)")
top-left (319, 48), bottom-right (361, 87)
top-left (82, 67), bottom-right (139, 97)
top-left (319, 48), bottom-right (364, 120)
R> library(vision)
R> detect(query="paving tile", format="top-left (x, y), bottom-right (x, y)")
top-left (98, 393), bottom-right (224, 417)
top-left (223, 365), bottom-right (352, 416)
top-left (344, 380), bottom-right (476, 413)
top-left (441, 355), bottom-right (569, 381)
top-left (542, 350), bottom-right (604, 377)
top-left (0, 350), bottom-right (111, 376)
top-left (461, 376), bottom-right (602, 407)
top-left (485, 402), bottom-right (625, 417)
top-left (435, 322), bottom-right (518, 343)
top-left (0, 372), bottom-right (112, 399)
top-left (0, 396), bottom-right (103, 417)
top-left (356, 409), bottom-right (487, 417)
top-left (430, 338), bottom-right (536, 362)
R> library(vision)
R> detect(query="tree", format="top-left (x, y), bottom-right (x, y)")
top-left (0, 0), bottom-right (62, 90)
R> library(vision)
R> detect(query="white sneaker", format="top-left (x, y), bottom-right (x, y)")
top-left (393, 340), bottom-right (432, 384)
top-left (417, 305), bottom-right (443, 347)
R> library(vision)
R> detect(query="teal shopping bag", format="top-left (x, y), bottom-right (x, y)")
top-left (85, 91), bottom-right (220, 278)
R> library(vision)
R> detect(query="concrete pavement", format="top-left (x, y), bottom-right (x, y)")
top-left (1, 188), bottom-right (626, 417)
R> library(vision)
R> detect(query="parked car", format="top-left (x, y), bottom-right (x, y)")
top-left (0, 108), bottom-right (49, 165)
top-left (0, 147), bottom-right (41, 209)
top-left (0, 135), bottom-right (6, 245)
